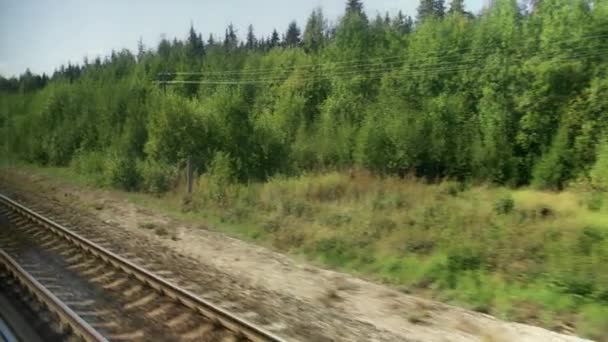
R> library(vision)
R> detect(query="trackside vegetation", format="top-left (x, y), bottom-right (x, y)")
top-left (1, 0), bottom-right (608, 338)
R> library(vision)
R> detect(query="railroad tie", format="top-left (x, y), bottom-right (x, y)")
top-left (76, 310), bottom-right (111, 317)
top-left (146, 302), bottom-right (175, 318)
top-left (124, 292), bottom-right (158, 310)
top-left (63, 299), bottom-right (95, 307)
top-left (123, 284), bottom-right (143, 297)
top-left (80, 264), bottom-right (105, 276)
top-left (68, 259), bottom-right (95, 270)
top-left (180, 323), bottom-right (215, 340)
top-left (103, 277), bottom-right (129, 290)
top-left (90, 270), bottom-right (116, 283)
top-left (65, 254), bottom-right (84, 263)
top-left (165, 311), bottom-right (193, 328)
top-left (107, 330), bottom-right (145, 340)
top-left (90, 320), bottom-right (120, 329)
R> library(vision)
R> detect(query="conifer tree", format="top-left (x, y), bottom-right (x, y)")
top-left (284, 21), bottom-right (302, 47)
top-left (269, 29), bottom-right (280, 48)
top-left (448, 0), bottom-right (465, 14)
top-left (303, 8), bottom-right (327, 52)
top-left (246, 24), bottom-right (257, 50)
top-left (223, 23), bottom-right (238, 50)
top-left (187, 24), bottom-right (205, 57)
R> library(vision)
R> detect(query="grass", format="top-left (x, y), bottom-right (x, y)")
top-left (2, 161), bottom-right (608, 339)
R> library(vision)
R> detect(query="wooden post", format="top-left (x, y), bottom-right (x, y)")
top-left (186, 156), bottom-right (193, 194)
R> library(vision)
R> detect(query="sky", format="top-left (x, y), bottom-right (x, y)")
top-left (0, 0), bottom-right (485, 77)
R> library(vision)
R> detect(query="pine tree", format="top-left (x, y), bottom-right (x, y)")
top-left (187, 24), bottom-right (205, 57)
top-left (303, 8), bottom-right (327, 52)
top-left (284, 21), bottom-right (301, 47)
top-left (269, 29), bottom-right (280, 48)
top-left (224, 23), bottom-right (238, 50)
top-left (207, 33), bottom-right (215, 46)
top-left (448, 0), bottom-right (465, 14)
top-left (136, 37), bottom-right (146, 60)
top-left (246, 24), bottom-right (257, 50)
top-left (393, 10), bottom-right (413, 34)
top-left (434, 0), bottom-right (445, 17)
top-left (417, 0), bottom-right (444, 22)
top-left (346, 0), bottom-right (364, 15)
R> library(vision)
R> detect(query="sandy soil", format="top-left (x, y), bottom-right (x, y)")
top-left (0, 169), bottom-right (593, 342)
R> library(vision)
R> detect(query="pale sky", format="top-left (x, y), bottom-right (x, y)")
top-left (0, 0), bottom-right (485, 77)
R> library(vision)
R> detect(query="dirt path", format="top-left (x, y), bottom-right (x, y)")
top-left (0, 169), bottom-right (592, 342)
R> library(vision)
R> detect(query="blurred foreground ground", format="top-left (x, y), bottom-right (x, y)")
top-left (0, 165), bottom-right (606, 341)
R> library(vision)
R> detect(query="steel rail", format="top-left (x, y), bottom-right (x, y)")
top-left (0, 194), bottom-right (285, 342)
top-left (0, 249), bottom-right (107, 342)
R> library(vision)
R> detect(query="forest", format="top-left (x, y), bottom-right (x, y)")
top-left (1, 0), bottom-right (607, 192)
top-left (2, 0), bottom-right (608, 338)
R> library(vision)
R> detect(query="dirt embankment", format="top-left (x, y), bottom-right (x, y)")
top-left (0, 169), bottom-right (592, 342)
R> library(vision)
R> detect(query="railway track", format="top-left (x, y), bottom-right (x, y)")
top-left (0, 194), bottom-right (285, 342)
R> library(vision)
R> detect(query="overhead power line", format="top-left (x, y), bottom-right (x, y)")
top-left (154, 45), bottom-right (608, 86)
top-left (157, 31), bottom-right (608, 80)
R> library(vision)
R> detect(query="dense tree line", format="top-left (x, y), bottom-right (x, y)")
top-left (1, 0), bottom-right (607, 191)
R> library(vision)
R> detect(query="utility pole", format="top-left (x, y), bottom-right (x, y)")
top-left (186, 156), bottom-right (193, 194)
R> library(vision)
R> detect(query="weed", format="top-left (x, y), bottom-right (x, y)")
top-left (282, 199), bottom-right (312, 219)
top-left (585, 192), bottom-right (604, 211)
top-left (138, 222), bottom-right (157, 230)
top-left (154, 226), bottom-right (169, 236)
top-left (577, 305), bottom-right (608, 340)
top-left (494, 195), bottom-right (515, 214)
top-left (321, 212), bottom-right (352, 227)
top-left (262, 216), bottom-right (282, 233)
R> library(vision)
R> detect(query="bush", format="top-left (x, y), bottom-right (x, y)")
top-left (590, 140), bottom-right (608, 191)
top-left (71, 150), bottom-right (106, 184)
top-left (585, 192), bottom-right (603, 211)
top-left (206, 151), bottom-right (235, 205)
top-left (577, 305), bottom-right (608, 340)
top-left (138, 159), bottom-right (177, 194)
top-left (447, 248), bottom-right (482, 272)
top-left (104, 153), bottom-right (141, 191)
top-left (306, 172), bottom-right (348, 202)
top-left (494, 195), bottom-right (515, 214)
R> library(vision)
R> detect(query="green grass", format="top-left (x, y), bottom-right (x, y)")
top-left (2, 162), bottom-right (608, 339)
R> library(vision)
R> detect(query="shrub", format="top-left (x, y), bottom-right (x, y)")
top-left (447, 247), bottom-right (483, 273)
top-left (494, 195), bottom-right (515, 214)
top-left (313, 237), bottom-right (355, 267)
top-left (590, 139), bottom-right (608, 191)
top-left (71, 150), bottom-right (106, 184)
top-left (585, 192), bottom-right (603, 211)
top-left (307, 172), bottom-right (348, 202)
top-left (577, 305), bottom-right (608, 340)
top-left (321, 212), bottom-right (352, 227)
top-left (206, 151), bottom-right (235, 205)
top-left (368, 217), bottom-right (397, 238)
top-left (372, 192), bottom-right (407, 210)
top-left (577, 226), bottom-right (604, 256)
top-left (104, 153), bottom-right (141, 191)
top-left (138, 159), bottom-right (177, 194)
top-left (281, 199), bottom-right (313, 219)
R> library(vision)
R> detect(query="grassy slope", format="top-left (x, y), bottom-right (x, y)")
top-left (2, 161), bottom-right (608, 339)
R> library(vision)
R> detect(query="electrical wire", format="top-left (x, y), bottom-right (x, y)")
top-left (157, 30), bottom-right (608, 79)
top-left (153, 45), bottom-right (608, 85)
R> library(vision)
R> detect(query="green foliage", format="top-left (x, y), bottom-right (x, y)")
top-left (205, 151), bottom-right (235, 205)
top-left (591, 138), bottom-right (608, 191)
top-left (138, 159), bottom-right (177, 194)
top-left (2, 0), bottom-right (607, 190)
top-left (71, 150), bottom-right (106, 184)
top-left (494, 195), bottom-right (515, 214)
top-left (104, 150), bottom-right (141, 191)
